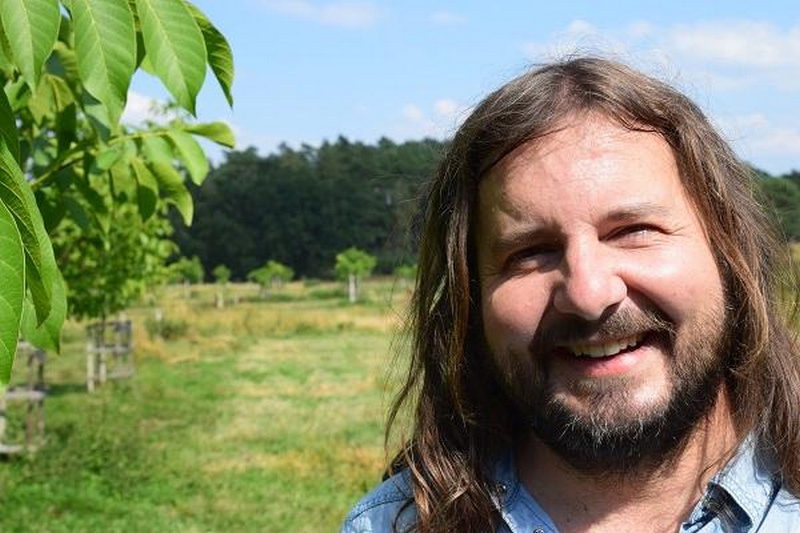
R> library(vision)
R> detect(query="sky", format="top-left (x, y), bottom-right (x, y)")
top-left (125, 1), bottom-right (800, 175)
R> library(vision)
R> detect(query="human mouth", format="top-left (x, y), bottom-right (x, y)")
top-left (564, 333), bottom-right (644, 359)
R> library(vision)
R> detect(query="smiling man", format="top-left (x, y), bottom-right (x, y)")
top-left (343, 57), bottom-right (800, 532)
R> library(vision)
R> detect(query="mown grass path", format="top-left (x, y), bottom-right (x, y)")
top-left (0, 282), bottom-right (403, 531)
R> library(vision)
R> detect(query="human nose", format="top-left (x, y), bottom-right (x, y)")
top-left (552, 240), bottom-right (626, 320)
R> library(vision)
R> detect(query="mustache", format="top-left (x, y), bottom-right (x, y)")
top-left (530, 307), bottom-right (676, 354)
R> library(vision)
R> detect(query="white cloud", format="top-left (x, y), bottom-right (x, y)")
top-left (402, 103), bottom-right (425, 122)
top-left (665, 21), bottom-right (800, 68)
top-left (521, 19), bottom-right (627, 61)
top-left (752, 128), bottom-right (800, 155)
top-left (521, 20), bottom-right (800, 89)
top-left (627, 20), bottom-right (654, 40)
top-left (430, 10), bottom-right (466, 26)
top-left (395, 99), bottom-right (469, 141)
top-left (434, 99), bottom-right (458, 118)
top-left (121, 92), bottom-right (180, 125)
top-left (122, 92), bottom-right (155, 124)
top-left (260, 0), bottom-right (380, 28)
top-left (566, 19), bottom-right (596, 36)
top-left (517, 19), bottom-right (800, 172)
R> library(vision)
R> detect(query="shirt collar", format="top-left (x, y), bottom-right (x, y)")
top-left (697, 436), bottom-right (780, 530)
top-left (490, 437), bottom-right (780, 532)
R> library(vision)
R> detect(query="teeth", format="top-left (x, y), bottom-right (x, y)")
top-left (569, 334), bottom-right (642, 358)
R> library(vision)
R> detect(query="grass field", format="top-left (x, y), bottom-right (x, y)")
top-left (0, 279), bottom-right (410, 532)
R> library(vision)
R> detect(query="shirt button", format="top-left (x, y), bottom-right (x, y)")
top-left (532, 528), bottom-right (545, 533)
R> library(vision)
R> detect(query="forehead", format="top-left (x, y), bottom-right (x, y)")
top-left (477, 116), bottom-right (690, 225)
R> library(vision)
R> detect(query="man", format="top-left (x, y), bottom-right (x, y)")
top-left (342, 57), bottom-right (800, 532)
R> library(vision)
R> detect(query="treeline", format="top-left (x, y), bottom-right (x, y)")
top-left (172, 136), bottom-right (800, 281)
top-left (754, 169), bottom-right (800, 242)
top-left (172, 137), bottom-right (443, 280)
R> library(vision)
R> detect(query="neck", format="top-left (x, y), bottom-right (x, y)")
top-left (517, 389), bottom-right (739, 533)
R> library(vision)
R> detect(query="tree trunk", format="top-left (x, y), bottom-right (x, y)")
top-left (348, 274), bottom-right (357, 303)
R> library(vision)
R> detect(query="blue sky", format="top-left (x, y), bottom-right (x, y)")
top-left (126, 1), bottom-right (800, 175)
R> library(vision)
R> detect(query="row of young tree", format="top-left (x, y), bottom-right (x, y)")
top-left (171, 138), bottom-right (800, 282)
top-left (172, 246), bottom-right (381, 304)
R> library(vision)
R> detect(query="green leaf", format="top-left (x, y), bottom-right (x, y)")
top-left (63, 194), bottom-right (91, 230)
top-left (4, 79), bottom-right (30, 115)
top-left (20, 268), bottom-right (65, 352)
top-left (186, 1), bottom-right (234, 107)
top-left (183, 121), bottom-right (235, 148)
top-left (167, 129), bottom-right (208, 184)
top-left (0, 138), bottom-right (54, 323)
top-left (70, 0), bottom-right (137, 124)
top-left (0, 17), bottom-right (14, 75)
top-left (0, 199), bottom-right (24, 384)
top-left (0, 88), bottom-right (19, 162)
top-left (140, 133), bottom-right (173, 163)
top-left (147, 160), bottom-right (192, 225)
top-left (51, 40), bottom-right (81, 92)
top-left (83, 90), bottom-right (114, 140)
top-left (0, 0), bottom-right (60, 89)
top-left (94, 143), bottom-right (125, 171)
top-left (72, 172), bottom-right (110, 233)
top-left (28, 72), bottom-right (73, 123)
top-left (56, 102), bottom-right (78, 152)
top-left (135, 0), bottom-right (206, 114)
top-left (131, 157), bottom-right (157, 220)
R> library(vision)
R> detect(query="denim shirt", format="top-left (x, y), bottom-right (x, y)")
top-left (342, 439), bottom-right (800, 532)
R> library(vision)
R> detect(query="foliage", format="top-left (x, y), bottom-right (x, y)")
top-left (172, 138), bottom-right (443, 279)
top-left (52, 203), bottom-right (175, 320)
top-left (758, 173), bottom-right (800, 241)
top-left (336, 247), bottom-right (377, 303)
top-left (0, 0), bottom-right (234, 382)
top-left (335, 247), bottom-right (377, 280)
top-left (394, 263), bottom-right (417, 281)
top-left (247, 259), bottom-right (294, 292)
top-left (168, 255), bottom-right (204, 284)
top-left (212, 264), bottom-right (231, 284)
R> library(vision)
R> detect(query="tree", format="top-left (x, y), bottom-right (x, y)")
top-left (212, 264), bottom-right (231, 284)
top-left (168, 255), bottom-right (205, 285)
top-left (335, 247), bottom-right (377, 303)
top-left (212, 264), bottom-right (230, 308)
top-left (247, 260), bottom-right (294, 298)
top-left (168, 255), bottom-right (204, 299)
top-left (0, 1), bottom-right (234, 383)
top-left (394, 263), bottom-right (417, 290)
top-left (53, 203), bottom-right (175, 321)
top-left (759, 176), bottom-right (800, 241)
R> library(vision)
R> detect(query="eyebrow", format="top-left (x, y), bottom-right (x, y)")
top-left (604, 202), bottom-right (672, 223)
top-left (485, 201), bottom-right (672, 257)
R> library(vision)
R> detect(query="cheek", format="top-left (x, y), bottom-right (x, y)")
top-left (623, 245), bottom-right (724, 322)
top-left (481, 281), bottom-right (548, 351)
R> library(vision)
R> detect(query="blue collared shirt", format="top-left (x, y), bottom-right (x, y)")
top-left (342, 439), bottom-right (800, 532)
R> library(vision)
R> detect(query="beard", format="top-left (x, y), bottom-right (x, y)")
top-left (496, 304), bottom-right (727, 477)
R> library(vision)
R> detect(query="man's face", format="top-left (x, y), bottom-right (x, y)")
top-left (475, 115), bottom-right (727, 472)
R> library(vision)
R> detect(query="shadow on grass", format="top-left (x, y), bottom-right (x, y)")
top-left (45, 382), bottom-right (89, 397)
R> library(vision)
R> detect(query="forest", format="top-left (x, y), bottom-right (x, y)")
top-left (172, 136), bottom-right (800, 281)
top-left (172, 136), bottom-right (443, 280)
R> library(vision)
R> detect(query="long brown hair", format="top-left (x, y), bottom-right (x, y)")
top-left (386, 56), bottom-right (800, 532)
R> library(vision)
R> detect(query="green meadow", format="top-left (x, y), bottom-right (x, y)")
top-left (0, 280), bottom-right (410, 532)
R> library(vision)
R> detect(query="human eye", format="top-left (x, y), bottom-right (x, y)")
top-left (607, 224), bottom-right (661, 245)
top-left (505, 242), bottom-right (561, 271)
